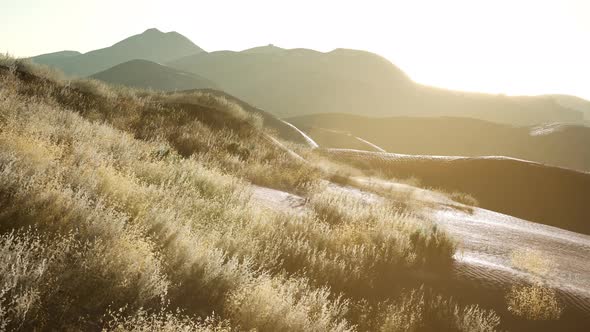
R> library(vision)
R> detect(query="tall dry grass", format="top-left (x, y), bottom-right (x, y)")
top-left (0, 58), bottom-right (499, 331)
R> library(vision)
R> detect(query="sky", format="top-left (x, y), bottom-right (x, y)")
top-left (1, 0), bottom-right (589, 99)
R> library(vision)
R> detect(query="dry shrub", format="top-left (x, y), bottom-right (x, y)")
top-left (103, 309), bottom-right (231, 332)
top-left (510, 248), bottom-right (553, 276)
top-left (353, 287), bottom-right (500, 332)
top-left (506, 284), bottom-right (563, 320)
top-left (0, 55), bottom-right (66, 82)
top-left (226, 276), bottom-right (351, 332)
top-left (0, 230), bottom-right (169, 331)
top-left (449, 192), bottom-right (480, 207)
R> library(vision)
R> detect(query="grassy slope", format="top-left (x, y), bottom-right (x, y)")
top-left (1, 59), bottom-right (506, 331)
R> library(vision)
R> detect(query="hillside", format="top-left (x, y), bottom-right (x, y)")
top-left (2, 57), bottom-right (590, 331)
top-left (169, 47), bottom-right (583, 125)
top-left (28, 50), bottom-right (81, 67)
top-left (31, 28), bottom-right (203, 77)
top-left (551, 94), bottom-right (590, 121)
top-left (91, 59), bottom-right (218, 91)
top-left (324, 149), bottom-right (590, 235)
top-left (178, 88), bottom-right (317, 146)
top-left (288, 113), bottom-right (590, 172)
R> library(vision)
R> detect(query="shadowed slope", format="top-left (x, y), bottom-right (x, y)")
top-left (91, 59), bottom-right (217, 91)
top-left (324, 149), bottom-right (590, 235)
top-left (288, 113), bottom-right (590, 172)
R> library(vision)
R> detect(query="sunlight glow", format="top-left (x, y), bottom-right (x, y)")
top-left (1, 0), bottom-right (588, 98)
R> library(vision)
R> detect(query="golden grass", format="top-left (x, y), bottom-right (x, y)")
top-left (510, 248), bottom-right (554, 277)
top-left (0, 58), bottom-right (499, 331)
top-left (506, 284), bottom-right (563, 320)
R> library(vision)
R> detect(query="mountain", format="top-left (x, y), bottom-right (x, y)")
top-left (169, 48), bottom-right (583, 125)
top-left (550, 94), bottom-right (590, 121)
top-left (90, 60), bottom-right (217, 91)
top-left (288, 113), bottom-right (590, 172)
top-left (30, 50), bottom-right (81, 66)
top-left (31, 28), bottom-right (203, 77)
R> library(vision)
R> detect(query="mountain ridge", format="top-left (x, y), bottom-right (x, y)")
top-left (31, 28), bottom-right (204, 77)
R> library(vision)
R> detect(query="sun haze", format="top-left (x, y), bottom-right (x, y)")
top-left (1, 0), bottom-right (588, 98)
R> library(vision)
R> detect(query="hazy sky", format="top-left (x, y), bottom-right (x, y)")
top-left (1, 0), bottom-right (589, 99)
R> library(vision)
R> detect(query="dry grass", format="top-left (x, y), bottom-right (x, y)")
top-left (351, 287), bottom-right (501, 332)
top-left (506, 284), bottom-right (563, 320)
top-left (0, 58), bottom-right (499, 331)
top-left (103, 309), bottom-right (232, 332)
top-left (448, 192), bottom-right (479, 207)
top-left (510, 248), bottom-right (554, 277)
top-left (506, 248), bottom-right (563, 320)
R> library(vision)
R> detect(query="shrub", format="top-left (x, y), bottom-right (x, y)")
top-left (506, 284), bottom-right (563, 320)
top-left (510, 248), bottom-right (553, 276)
top-left (352, 286), bottom-right (500, 332)
top-left (103, 309), bottom-right (232, 332)
top-left (449, 192), bottom-right (479, 207)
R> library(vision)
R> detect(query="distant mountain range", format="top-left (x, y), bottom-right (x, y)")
top-left (90, 59), bottom-right (217, 91)
top-left (31, 28), bottom-right (203, 77)
top-left (289, 113), bottom-right (590, 172)
top-left (30, 28), bottom-right (590, 127)
top-left (168, 48), bottom-right (586, 126)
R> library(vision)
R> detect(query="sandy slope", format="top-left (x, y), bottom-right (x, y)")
top-left (250, 182), bottom-right (590, 318)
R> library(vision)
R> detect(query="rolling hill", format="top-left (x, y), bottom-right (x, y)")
top-left (551, 94), bottom-right (590, 122)
top-left (169, 47), bottom-right (584, 125)
top-left (31, 28), bottom-right (203, 77)
top-left (288, 113), bottom-right (590, 172)
top-left (3, 55), bottom-right (590, 332)
top-left (90, 59), bottom-right (217, 91)
top-left (324, 149), bottom-right (590, 236)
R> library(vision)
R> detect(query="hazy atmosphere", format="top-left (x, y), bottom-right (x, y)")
top-left (2, 0), bottom-right (589, 99)
top-left (1, 1), bottom-right (590, 331)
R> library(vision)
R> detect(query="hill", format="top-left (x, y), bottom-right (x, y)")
top-left (324, 149), bottom-right (590, 235)
top-left (178, 88), bottom-right (317, 146)
top-left (288, 113), bottom-right (590, 172)
top-left (90, 59), bottom-right (217, 91)
top-left (551, 94), bottom-right (590, 121)
top-left (2, 56), bottom-right (590, 332)
top-left (169, 48), bottom-right (583, 125)
top-left (29, 50), bottom-right (81, 67)
top-left (31, 28), bottom-right (203, 77)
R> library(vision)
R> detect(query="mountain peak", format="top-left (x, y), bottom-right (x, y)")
top-left (142, 28), bottom-right (163, 34)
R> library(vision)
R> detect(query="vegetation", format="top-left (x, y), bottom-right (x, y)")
top-left (506, 285), bottom-right (563, 320)
top-left (507, 248), bottom-right (563, 320)
top-left (0, 57), bottom-right (500, 331)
